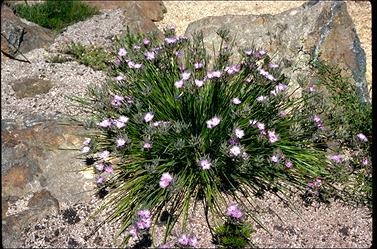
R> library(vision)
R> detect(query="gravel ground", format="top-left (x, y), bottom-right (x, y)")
top-left (1, 48), bottom-right (106, 121)
top-left (49, 8), bottom-right (126, 51)
top-left (1, 2), bottom-right (372, 248)
top-left (11, 189), bottom-right (372, 248)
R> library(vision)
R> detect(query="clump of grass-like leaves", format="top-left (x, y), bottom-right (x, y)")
top-left (75, 27), bottom-right (336, 247)
top-left (11, 0), bottom-right (100, 32)
top-left (63, 42), bottom-right (113, 71)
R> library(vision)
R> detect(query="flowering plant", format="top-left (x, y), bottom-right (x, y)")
top-left (76, 27), bottom-right (334, 247)
top-left (213, 204), bottom-right (253, 248)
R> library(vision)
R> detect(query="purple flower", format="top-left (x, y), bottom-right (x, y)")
top-left (178, 35), bottom-right (188, 41)
top-left (362, 158), bottom-right (369, 165)
top-left (138, 210), bottom-right (151, 219)
top-left (271, 155), bottom-right (279, 163)
top-left (256, 95), bottom-right (268, 102)
top-left (189, 237), bottom-right (198, 247)
top-left (81, 146), bottom-right (90, 153)
top-left (249, 119), bottom-right (257, 125)
top-left (114, 59), bottom-right (120, 66)
top-left (182, 71), bottom-right (191, 81)
top-left (134, 63), bottom-right (142, 69)
top-left (116, 138), bottom-right (126, 147)
top-left (227, 204), bottom-right (243, 219)
top-left (330, 155), bottom-right (342, 163)
top-left (128, 225), bottom-right (138, 237)
top-left (118, 116), bottom-right (129, 123)
top-left (144, 112), bottom-right (154, 122)
top-left (113, 120), bottom-right (125, 129)
top-left (268, 63), bottom-right (279, 68)
top-left (315, 178), bottom-right (322, 185)
top-left (159, 243), bottom-right (170, 248)
top-left (83, 138), bottom-right (91, 145)
top-left (115, 75), bottom-right (124, 81)
top-left (194, 62), bottom-right (203, 69)
top-left (279, 111), bottom-right (287, 118)
top-left (244, 49), bottom-right (253, 56)
top-left (307, 181), bottom-right (315, 188)
top-left (118, 48), bottom-right (127, 57)
top-left (268, 130), bottom-right (279, 143)
top-left (207, 70), bottom-right (222, 79)
top-left (127, 60), bottom-right (135, 68)
top-left (276, 83), bottom-right (288, 92)
top-left (199, 159), bottom-right (212, 170)
top-left (356, 133), bottom-right (368, 142)
top-left (96, 176), bottom-right (104, 185)
top-left (235, 128), bottom-right (245, 139)
top-left (265, 74), bottom-right (276, 81)
top-left (229, 145), bottom-right (241, 157)
top-left (111, 94), bottom-right (124, 107)
top-left (225, 65), bottom-right (240, 75)
top-left (143, 38), bottom-right (150, 45)
top-left (206, 116), bottom-right (221, 129)
top-left (285, 160), bottom-right (293, 169)
top-left (153, 121), bottom-right (161, 127)
top-left (164, 37), bottom-right (177, 44)
top-left (100, 150), bottom-right (110, 160)
top-left (159, 172), bottom-right (173, 188)
top-left (232, 97), bottom-right (242, 105)
top-left (313, 115), bottom-right (321, 123)
top-left (259, 69), bottom-right (269, 77)
top-left (98, 119), bottom-right (112, 128)
top-left (256, 122), bottom-right (265, 130)
top-left (143, 142), bottom-right (152, 150)
top-left (144, 51), bottom-right (155, 60)
top-left (95, 163), bottom-right (104, 171)
top-left (133, 44), bottom-right (141, 50)
top-left (309, 85), bottom-right (316, 92)
top-left (137, 219), bottom-right (151, 230)
top-left (178, 234), bottom-right (190, 246)
top-left (104, 165), bottom-right (113, 174)
top-left (194, 79), bottom-right (204, 87)
top-left (175, 50), bottom-right (184, 57)
top-left (245, 76), bottom-right (253, 83)
top-left (259, 50), bottom-right (266, 55)
top-left (174, 79), bottom-right (184, 89)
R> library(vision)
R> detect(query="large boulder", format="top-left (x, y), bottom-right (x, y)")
top-left (122, 1), bottom-right (165, 40)
top-left (83, 1), bottom-right (166, 40)
top-left (185, 1), bottom-right (369, 103)
top-left (84, 1), bottom-right (167, 22)
top-left (1, 4), bottom-right (55, 60)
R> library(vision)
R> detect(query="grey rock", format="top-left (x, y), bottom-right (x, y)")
top-left (185, 1), bottom-right (369, 103)
top-left (1, 4), bottom-right (55, 58)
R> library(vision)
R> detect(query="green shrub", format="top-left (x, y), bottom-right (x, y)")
top-left (295, 60), bottom-right (372, 208)
top-left (46, 54), bottom-right (72, 63)
top-left (12, 0), bottom-right (100, 32)
top-left (63, 42), bottom-right (112, 71)
top-left (74, 27), bottom-right (344, 247)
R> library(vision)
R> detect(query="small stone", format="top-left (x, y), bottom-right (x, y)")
top-left (11, 78), bottom-right (54, 99)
